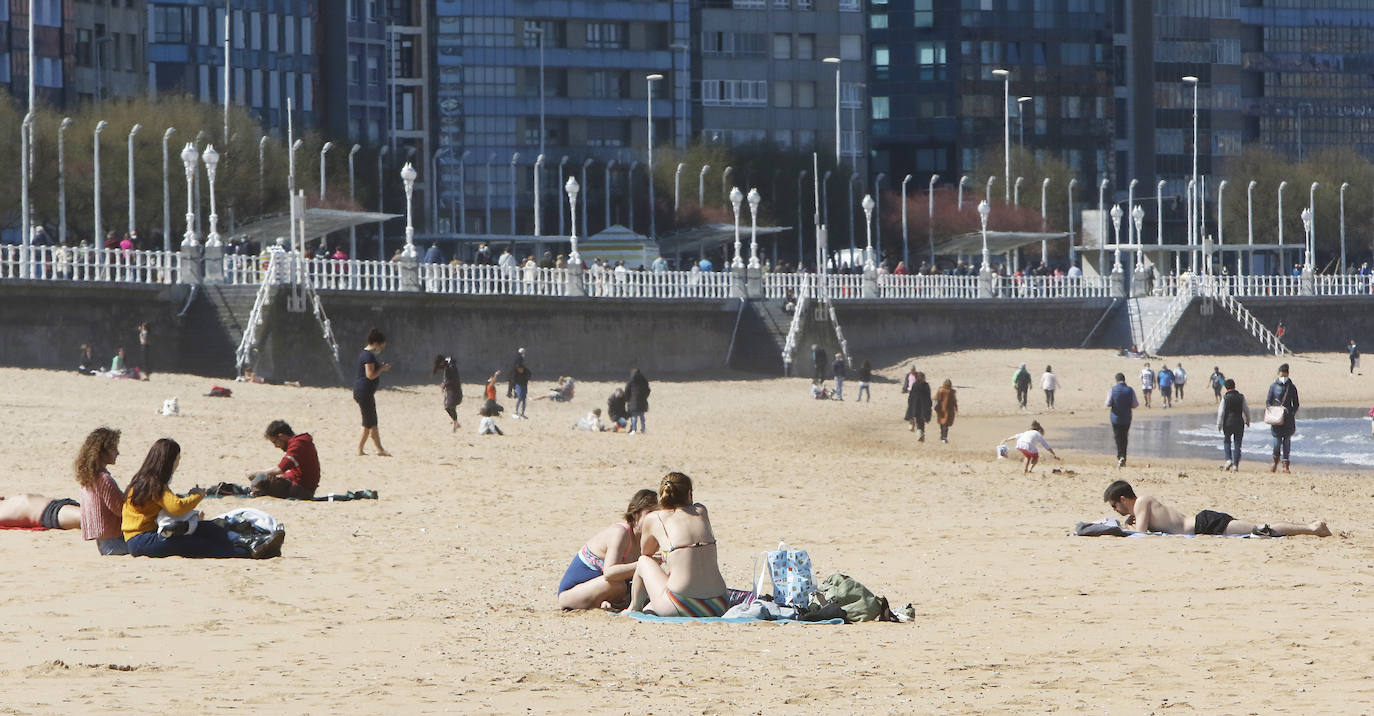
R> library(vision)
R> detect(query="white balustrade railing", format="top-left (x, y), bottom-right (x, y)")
top-left (0, 245), bottom-right (179, 284)
top-left (993, 275), bottom-right (1109, 299)
top-left (1228, 274), bottom-right (1301, 297)
top-left (877, 274), bottom-right (979, 299)
top-left (1315, 274), bottom-right (1373, 296)
top-left (764, 272), bottom-right (817, 299)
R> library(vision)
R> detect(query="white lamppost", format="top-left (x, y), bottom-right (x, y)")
top-left (747, 187), bottom-right (761, 269)
top-left (1017, 96), bottom-right (1031, 149)
top-left (202, 144), bottom-right (221, 247)
top-left (94, 120), bottom-right (109, 249)
top-left (823, 57), bottom-right (841, 166)
top-left (401, 162), bottom-right (418, 259)
top-left (127, 124), bottom-right (141, 238)
top-left (977, 199), bottom-right (991, 271)
top-left (1183, 75), bottom-right (1200, 256)
top-left (59, 117), bottom-right (74, 247)
top-left (565, 176), bottom-right (582, 265)
top-left (1246, 179), bottom-right (1256, 275)
top-left (1127, 178), bottom-right (1138, 246)
top-left (533, 153), bottom-right (545, 236)
top-left (698, 164), bottom-right (710, 208)
top-left (161, 127), bottom-right (175, 251)
top-left (1013, 176), bottom-right (1024, 206)
top-left (20, 112), bottom-right (32, 275)
top-left (1277, 180), bottom-right (1287, 270)
top-left (1067, 178), bottom-right (1077, 264)
top-left (1217, 180), bottom-right (1228, 274)
top-left (957, 175), bottom-right (968, 211)
top-left (348, 144), bottom-right (361, 257)
top-left (861, 193), bottom-right (876, 270)
top-left (1131, 204), bottom-right (1145, 263)
top-left (1098, 178), bottom-right (1108, 275)
top-left (1340, 182), bottom-right (1349, 272)
top-left (986, 175), bottom-right (996, 204)
top-left (1300, 206), bottom-right (1314, 286)
top-left (1307, 182), bottom-right (1319, 275)
top-left (729, 186), bottom-right (744, 268)
top-left (1040, 177), bottom-right (1051, 265)
top-left (673, 162), bottom-right (685, 214)
top-left (179, 142), bottom-right (200, 248)
top-left (992, 68), bottom-right (1011, 203)
top-left (319, 141), bottom-right (334, 201)
top-left (1110, 203), bottom-right (1123, 273)
top-left (647, 73), bottom-right (663, 240)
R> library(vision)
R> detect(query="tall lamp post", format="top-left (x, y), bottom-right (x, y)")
top-left (1110, 203), bottom-right (1123, 273)
top-left (991, 68), bottom-right (1011, 203)
top-left (673, 162), bottom-right (685, 215)
top-left (126, 124), bottom-right (141, 239)
top-left (1017, 96), bottom-right (1031, 149)
top-left (1156, 179), bottom-right (1166, 247)
top-left (1277, 180), bottom-right (1287, 271)
top-left (1246, 179), bottom-right (1256, 274)
top-left (94, 120), bottom-right (109, 250)
top-left (747, 187), bottom-right (761, 269)
top-left (319, 141), bottom-right (334, 201)
top-left (1013, 176), bottom-right (1023, 206)
top-left (59, 118), bottom-right (74, 248)
top-left (20, 113), bottom-right (32, 276)
top-left (1127, 178), bottom-right (1138, 246)
top-left (977, 199), bottom-right (991, 272)
top-left (348, 144), bottom-right (361, 257)
top-left (1040, 177), bottom-right (1051, 265)
top-left (202, 144), bottom-right (222, 247)
top-left (532, 153), bottom-right (544, 237)
top-left (729, 186), bottom-right (744, 268)
top-left (1340, 182), bottom-right (1349, 272)
top-left (1182, 75), bottom-right (1200, 263)
top-left (957, 175), bottom-right (968, 210)
top-left (861, 194), bottom-right (875, 269)
top-left (257, 135), bottom-right (268, 214)
top-left (1067, 178), bottom-right (1077, 265)
top-left (376, 145), bottom-right (389, 259)
top-left (1217, 179), bottom-right (1228, 275)
top-left (1307, 182), bottom-right (1319, 276)
top-left (565, 176), bottom-right (582, 265)
top-left (646, 73), bottom-right (663, 240)
top-left (1300, 206), bottom-right (1314, 294)
top-left (558, 155), bottom-right (570, 235)
top-left (1097, 178), bottom-right (1108, 276)
top-left (823, 57), bottom-right (841, 166)
top-left (1131, 204), bottom-right (1145, 264)
top-left (161, 127), bottom-right (175, 251)
top-left (400, 162), bottom-right (418, 259)
top-left (698, 164), bottom-right (710, 208)
top-left (179, 142), bottom-right (200, 247)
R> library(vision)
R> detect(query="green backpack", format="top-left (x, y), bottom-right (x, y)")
top-left (815, 572), bottom-right (883, 623)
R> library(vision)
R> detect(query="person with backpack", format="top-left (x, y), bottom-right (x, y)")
top-left (1217, 378), bottom-right (1250, 472)
top-left (1013, 363), bottom-right (1032, 409)
top-left (1210, 366), bottom-right (1226, 402)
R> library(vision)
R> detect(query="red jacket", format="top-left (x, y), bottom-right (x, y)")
top-left (278, 433), bottom-right (321, 491)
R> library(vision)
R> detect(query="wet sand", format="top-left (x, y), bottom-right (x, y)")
top-left (2, 348), bottom-right (1372, 713)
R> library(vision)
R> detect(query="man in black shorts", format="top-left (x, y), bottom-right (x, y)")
top-left (1102, 480), bottom-right (1331, 537)
top-left (0, 495), bottom-right (80, 529)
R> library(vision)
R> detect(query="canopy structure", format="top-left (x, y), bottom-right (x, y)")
top-left (933, 231), bottom-right (1069, 256)
top-left (578, 225), bottom-right (657, 268)
top-left (234, 209), bottom-right (401, 246)
top-left (655, 223), bottom-right (791, 258)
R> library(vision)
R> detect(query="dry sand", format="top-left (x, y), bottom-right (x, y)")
top-left (3, 348), bottom-right (1373, 714)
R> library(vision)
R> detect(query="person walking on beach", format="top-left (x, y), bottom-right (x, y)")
top-left (434, 354), bottom-right (463, 432)
top-left (1348, 338), bottom-right (1360, 374)
top-left (1041, 365), bottom-right (1059, 410)
top-left (832, 353), bottom-right (847, 401)
top-left (512, 362), bottom-right (532, 419)
top-left (137, 322), bottom-right (151, 379)
top-left (905, 371), bottom-right (932, 440)
top-left (353, 328), bottom-right (392, 457)
top-left (1210, 366), bottom-right (1226, 402)
top-left (1105, 372), bottom-right (1138, 468)
top-left (507, 348), bottom-right (526, 398)
top-left (1013, 363), bottom-right (1032, 409)
top-left (934, 378), bottom-right (957, 443)
top-left (856, 360), bottom-right (872, 402)
top-left (1266, 363), bottom-right (1300, 473)
top-left (1139, 363), bottom-right (1155, 408)
top-left (1217, 378), bottom-right (1250, 472)
top-left (1174, 363), bottom-right (1187, 401)
top-left (625, 368), bottom-right (650, 434)
top-left (1157, 365), bottom-right (1175, 409)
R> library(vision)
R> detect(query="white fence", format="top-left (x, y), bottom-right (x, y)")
top-left (0, 245), bottom-right (179, 284)
top-left (421, 263), bottom-right (566, 296)
top-left (993, 275), bottom-right (1109, 299)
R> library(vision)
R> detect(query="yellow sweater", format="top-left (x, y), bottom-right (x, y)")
top-left (122, 488), bottom-right (203, 541)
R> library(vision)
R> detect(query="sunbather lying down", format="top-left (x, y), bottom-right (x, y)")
top-left (0, 495), bottom-right (80, 530)
top-left (1104, 480), bottom-right (1331, 537)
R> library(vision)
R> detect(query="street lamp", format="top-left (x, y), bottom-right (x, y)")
top-left (20, 113), bottom-right (32, 274)
top-left (674, 162), bottom-right (685, 214)
top-left (977, 199), bottom-right (991, 271)
top-left (722, 166), bottom-right (733, 206)
top-left (986, 175), bottom-right (996, 203)
top-left (1277, 180), bottom-right (1287, 269)
top-left (179, 142), bottom-right (199, 248)
top-left (1157, 179), bottom-right (1166, 247)
top-left (202, 144), bottom-right (221, 247)
top-left (1131, 204), bottom-right (1145, 263)
top-left (161, 127), bottom-right (175, 252)
top-left (1307, 181), bottom-right (1319, 272)
top-left (258, 135), bottom-right (268, 215)
top-left (1014, 176), bottom-right (1024, 206)
top-left (698, 164), bottom-right (711, 208)
top-left (729, 186), bottom-right (744, 268)
top-left (957, 175), bottom-right (968, 211)
top-left (401, 162), bottom-right (418, 258)
top-left (992, 68), bottom-right (1011, 203)
top-left (376, 145), bottom-right (389, 259)
top-left (348, 144), bottom-right (361, 257)
top-left (1217, 180), bottom-right (1228, 274)
top-left (94, 120), bottom-right (109, 250)
top-left (510, 152), bottom-right (520, 235)
top-left (59, 117), bottom-right (74, 248)
top-left (1067, 178), bottom-right (1077, 264)
top-left (127, 124), bottom-right (141, 238)
top-left (319, 141), bottom-right (334, 201)
top-left (533, 153), bottom-right (545, 236)
top-left (566, 176), bottom-right (582, 265)
top-left (1340, 182), bottom-right (1349, 272)
top-left (1127, 178), bottom-right (1138, 246)
top-left (1040, 177), bottom-right (1051, 264)
top-left (1246, 179), bottom-right (1256, 273)
top-left (823, 57), bottom-right (842, 166)
top-left (558, 155), bottom-right (570, 235)
top-left (647, 73), bottom-right (663, 240)
top-left (1300, 206), bottom-right (1314, 275)
top-left (861, 193), bottom-right (876, 270)
top-left (1098, 178), bottom-right (1108, 275)
top-left (1017, 96), bottom-right (1031, 149)
top-left (1110, 203), bottom-right (1123, 273)
top-left (747, 187), bottom-right (761, 269)
top-left (1182, 76), bottom-right (1200, 261)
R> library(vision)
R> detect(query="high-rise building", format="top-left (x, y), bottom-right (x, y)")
top-left (692, 0), bottom-right (865, 164)
top-left (0, 0), bottom-right (71, 108)
top-left (432, 0), bottom-right (683, 237)
top-left (70, 0), bottom-right (147, 105)
top-left (869, 2), bottom-right (1116, 195)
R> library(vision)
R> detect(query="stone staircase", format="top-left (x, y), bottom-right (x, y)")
top-left (1211, 291), bottom-right (1290, 355)
top-left (1128, 296), bottom-right (1182, 354)
top-left (729, 299), bottom-right (794, 374)
top-left (175, 284), bottom-right (262, 379)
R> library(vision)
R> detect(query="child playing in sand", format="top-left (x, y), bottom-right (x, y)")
top-left (1000, 421), bottom-right (1059, 473)
top-left (575, 408), bottom-right (606, 432)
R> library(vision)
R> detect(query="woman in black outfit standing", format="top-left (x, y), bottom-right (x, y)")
top-left (433, 354), bottom-right (463, 432)
top-left (355, 328), bottom-right (392, 456)
top-left (905, 371), bottom-right (933, 441)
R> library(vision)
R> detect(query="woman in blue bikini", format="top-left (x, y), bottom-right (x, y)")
top-left (624, 472), bottom-right (730, 618)
top-left (557, 489), bottom-right (659, 610)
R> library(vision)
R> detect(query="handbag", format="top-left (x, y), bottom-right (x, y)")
top-left (753, 542), bottom-right (815, 607)
top-left (1264, 385), bottom-right (1290, 426)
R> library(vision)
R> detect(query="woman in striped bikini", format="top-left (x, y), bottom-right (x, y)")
top-left (557, 489), bottom-right (659, 610)
top-left (624, 472), bottom-right (730, 618)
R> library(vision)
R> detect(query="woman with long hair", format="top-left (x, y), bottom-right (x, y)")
top-left (354, 328), bottom-right (392, 456)
top-left (122, 438), bottom-right (282, 559)
top-left (74, 427), bottom-right (128, 555)
top-left (624, 473), bottom-right (729, 617)
top-left (557, 489), bottom-right (659, 610)
top-left (433, 354), bottom-right (463, 432)
top-left (934, 379), bottom-right (958, 443)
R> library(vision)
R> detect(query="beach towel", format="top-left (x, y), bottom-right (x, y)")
top-left (621, 612), bottom-right (843, 625)
top-left (0, 525), bottom-right (49, 531)
top-left (1071, 518), bottom-right (1271, 538)
top-left (203, 482), bottom-right (379, 502)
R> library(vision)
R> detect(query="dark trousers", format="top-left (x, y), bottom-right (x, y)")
top-left (1044, 389), bottom-right (1055, 408)
top-left (1016, 387), bottom-right (1029, 408)
top-left (251, 473), bottom-right (316, 499)
top-left (1112, 422), bottom-right (1131, 461)
top-left (1223, 429), bottom-right (1243, 465)
top-left (127, 521), bottom-right (248, 558)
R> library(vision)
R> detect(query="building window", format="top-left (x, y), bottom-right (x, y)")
top-left (840, 82), bottom-right (862, 109)
top-left (774, 80), bottom-right (792, 107)
top-left (76, 30), bottom-right (93, 68)
top-left (797, 129), bottom-right (815, 149)
top-left (916, 41), bottom-right (946, 80)
top-left (797, 35), bottom-right (815, 60)
top-left (268, 13), bottom-right (279, 52)
top-left (153, 7), bottom-right (190, 44)
top-left (588, 70), bottom-right (628, 98)
top-left (840, 35), bottom-right (862, 61)
top-left (586, 23), bottom-right (624, 49)
top-left (872, 96), bottom-right (889, 120)
top-left (349, 56), bottom-right (361, 85)
top-left (773, 34), bottom-right (791, 60)
top-left (301, 17), bottom-right (313, 55)
top-left (914, 0), bottom-right (933, 27)
top-left (839, 0), bottom-right (859, 10)
top-left (587, 119), bottom-right (629, 147)
top-left (463, 66), bottom-right (516, 97)
top-left (733, 0), bottom-right (766, 7)
top-left (775, 129), bottom-right (792, 148)
top-left (873, 45), bottom-right (888, 67)
top-left (701, 31), bottom-right (766, 57)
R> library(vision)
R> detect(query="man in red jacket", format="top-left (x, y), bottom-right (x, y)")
top-left (248, 420), bottom-right (321, 499)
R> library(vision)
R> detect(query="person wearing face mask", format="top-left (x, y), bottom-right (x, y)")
top-left (1265, 363), bottom-right (1300, 473)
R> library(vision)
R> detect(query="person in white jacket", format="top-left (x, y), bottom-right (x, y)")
top-left (1000, 421), bottom-right (1059, 473)
top-left (1041, 366), bottom-right (1060, 410)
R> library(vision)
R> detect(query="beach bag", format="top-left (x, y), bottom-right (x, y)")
top-left (996, 444), bottom-right (1009, 459)
top-left (1264, 386), bottom-right (1290, 426)
top-left (816, 572), bottom-right (883, 623)
top-left (754, 542), bottom-right (814, 607)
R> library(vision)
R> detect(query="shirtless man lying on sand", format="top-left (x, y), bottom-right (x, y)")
top-left (0, 495), bottom-right (81, 530)
top-left (1104, 480), bottom-right (1330, 537)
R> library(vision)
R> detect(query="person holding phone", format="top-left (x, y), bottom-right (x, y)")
top-left (355, 328), bottom-right (392, 456)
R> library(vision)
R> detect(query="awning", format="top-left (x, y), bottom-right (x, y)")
top-left (235, 209), bottom-right (402, 244)
top-left (933, 231), bottom-right (1069, 256)
top-left (655, 223), bottom-right (791, 256)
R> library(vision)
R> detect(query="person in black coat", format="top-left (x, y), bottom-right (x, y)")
top-left (904, 371), bottom-right (933, 441)
top-left (507, 348), bottom-right (526, 398)
top-left (606, 387), bottom-right (629, 431)
top-left (811, 344), bottom-right (826, 382)
top-left (625, 369), bottom-right (651, 434)
top-left (1265, 363), bottom-right (1299, 473)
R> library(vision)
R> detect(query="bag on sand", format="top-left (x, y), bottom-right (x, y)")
top-left (754, 542), bottom-right (815, 607)
top-left (814, 572), bottom-right (883, 623)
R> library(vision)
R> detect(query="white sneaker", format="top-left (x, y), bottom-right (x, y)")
top-left (1221, 460), bottom-right (1233, 470)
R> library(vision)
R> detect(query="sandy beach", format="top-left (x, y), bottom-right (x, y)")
top-left (3, 348), bottom-right (1372, 714)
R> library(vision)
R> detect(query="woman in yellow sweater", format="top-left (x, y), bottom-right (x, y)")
top-left (123, 438), bottom-right (283, 559)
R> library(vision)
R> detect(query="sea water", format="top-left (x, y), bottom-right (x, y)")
top-left (1065, 407), bottom-right (1372, 470)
